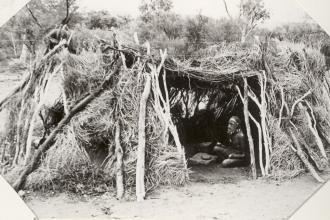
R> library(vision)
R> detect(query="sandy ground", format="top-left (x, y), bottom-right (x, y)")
top-left (25, 165), bottom-right (330, 220)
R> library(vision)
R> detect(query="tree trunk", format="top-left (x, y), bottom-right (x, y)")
top-left (12, 61), bottom-right (122, 191)
top-left (136, 74), bottom-right (151, 202)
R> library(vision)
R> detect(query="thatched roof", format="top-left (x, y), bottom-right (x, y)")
top-left (100, 39), bottom-right (261, 91)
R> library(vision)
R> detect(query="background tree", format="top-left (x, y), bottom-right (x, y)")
top-left (137, 0), bottom-right (188, 57)
top-left (85, 11), bottom-right (132, 30)
top-left (86, 10), bottom-right (119, 29)
top-left (0, 0), bottom-right (80, 59)
top-left (238, 0), bottom-right (270, 43)
top-left (185, 14), bottom-right (209, 51)
top-left (139, 0), bottom-right (173, 22)
top-left (206, 18), bottom-right (241, 43)
top-left (223, 0), bottom-right (269, 43)
top-left (138, 0), bottom-right (176, 39)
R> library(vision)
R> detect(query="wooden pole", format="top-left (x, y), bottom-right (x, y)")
top-left (259, 71), bottom-right (270, 175)
top-left (237, 83), bottom-right (257, 179)
top-left (136, 74), bottom-right (151, 202)
top-left (243, 78), bottom-right (257, 179)
top-left (249, 113), bottom-right (265, 176)
top-left (115, 122), bottom-right (124, 199)
top-left (60, 65), bottom-right (69, 115)
top-left (278, 87), bottom-right (285, 128)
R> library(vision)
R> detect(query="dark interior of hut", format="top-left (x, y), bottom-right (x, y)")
top-left (165, 70), bottom-right (262, 170)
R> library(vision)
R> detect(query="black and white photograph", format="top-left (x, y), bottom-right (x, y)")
top-left (0, 0), bottom-right (330, 219)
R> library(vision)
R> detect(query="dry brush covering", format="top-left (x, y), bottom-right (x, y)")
top-left (1, 28), bottom-right (330, 195)
top-left (165, 39), bottom-right (330, 181)
top-left (266, 41), bottom-right (330, 180)
top-left (23, 41), bottom-right (188, 194)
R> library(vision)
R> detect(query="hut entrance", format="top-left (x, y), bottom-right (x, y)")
top-left (167, 78), bottom-right (247, 168)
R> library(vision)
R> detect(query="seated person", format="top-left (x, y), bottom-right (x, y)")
top-left (213, 116), bottom-right (249, 168)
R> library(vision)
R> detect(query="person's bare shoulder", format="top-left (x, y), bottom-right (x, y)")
top-left (236, 131), bottom-right (245, 139)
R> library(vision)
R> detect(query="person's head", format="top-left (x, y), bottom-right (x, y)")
top-left (227, 116), bottom-right (241, 135)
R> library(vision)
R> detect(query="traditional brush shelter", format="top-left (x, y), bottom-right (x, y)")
top-left (0, 28), bottom-right (329, 200)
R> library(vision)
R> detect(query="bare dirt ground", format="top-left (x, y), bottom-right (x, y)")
top-left (1, 64), bottom-right (329, 220)
top-left (25, 165), bottom-right (330, 220)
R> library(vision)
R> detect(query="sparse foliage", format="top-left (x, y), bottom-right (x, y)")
top-left (238, 0), bottom-right (270, 43)
top-left (139, 0), bottom-right (173, 22)
top-left (0, 0), bottom-right (80, 57)
top-left (185, 14), bottom-right (209, 51)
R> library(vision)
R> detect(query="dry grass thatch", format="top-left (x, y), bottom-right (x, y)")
top-left (23, 43), bottom-right (189, 194)
top-left (2, 28), bottom-right (330, 194)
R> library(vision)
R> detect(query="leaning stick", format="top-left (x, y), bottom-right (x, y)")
top-left (300, 102), bottom-right (327, 160)
top-left (12, 61), bottom-right (122, 191)
top-left (290, 90), bottom-right (312, 118)
top-left (278, 86), bottom-right (285, 128)
top-left (24, 64), bottom-right (62, 165)
top-left (245, 79), bottom-right (257, 179)
top-left (249, 113), bottom-right (265, 176)
top-left (136, 74), bottom-right (151, 202)
top-left (237, 86), bottom-right (263, 176)
top-left (115, 122), bottom-right (124, 199)
top-left (237, 79), bottom-right (257, 179)
top-left (289, 128), bottom-right (324, 183)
